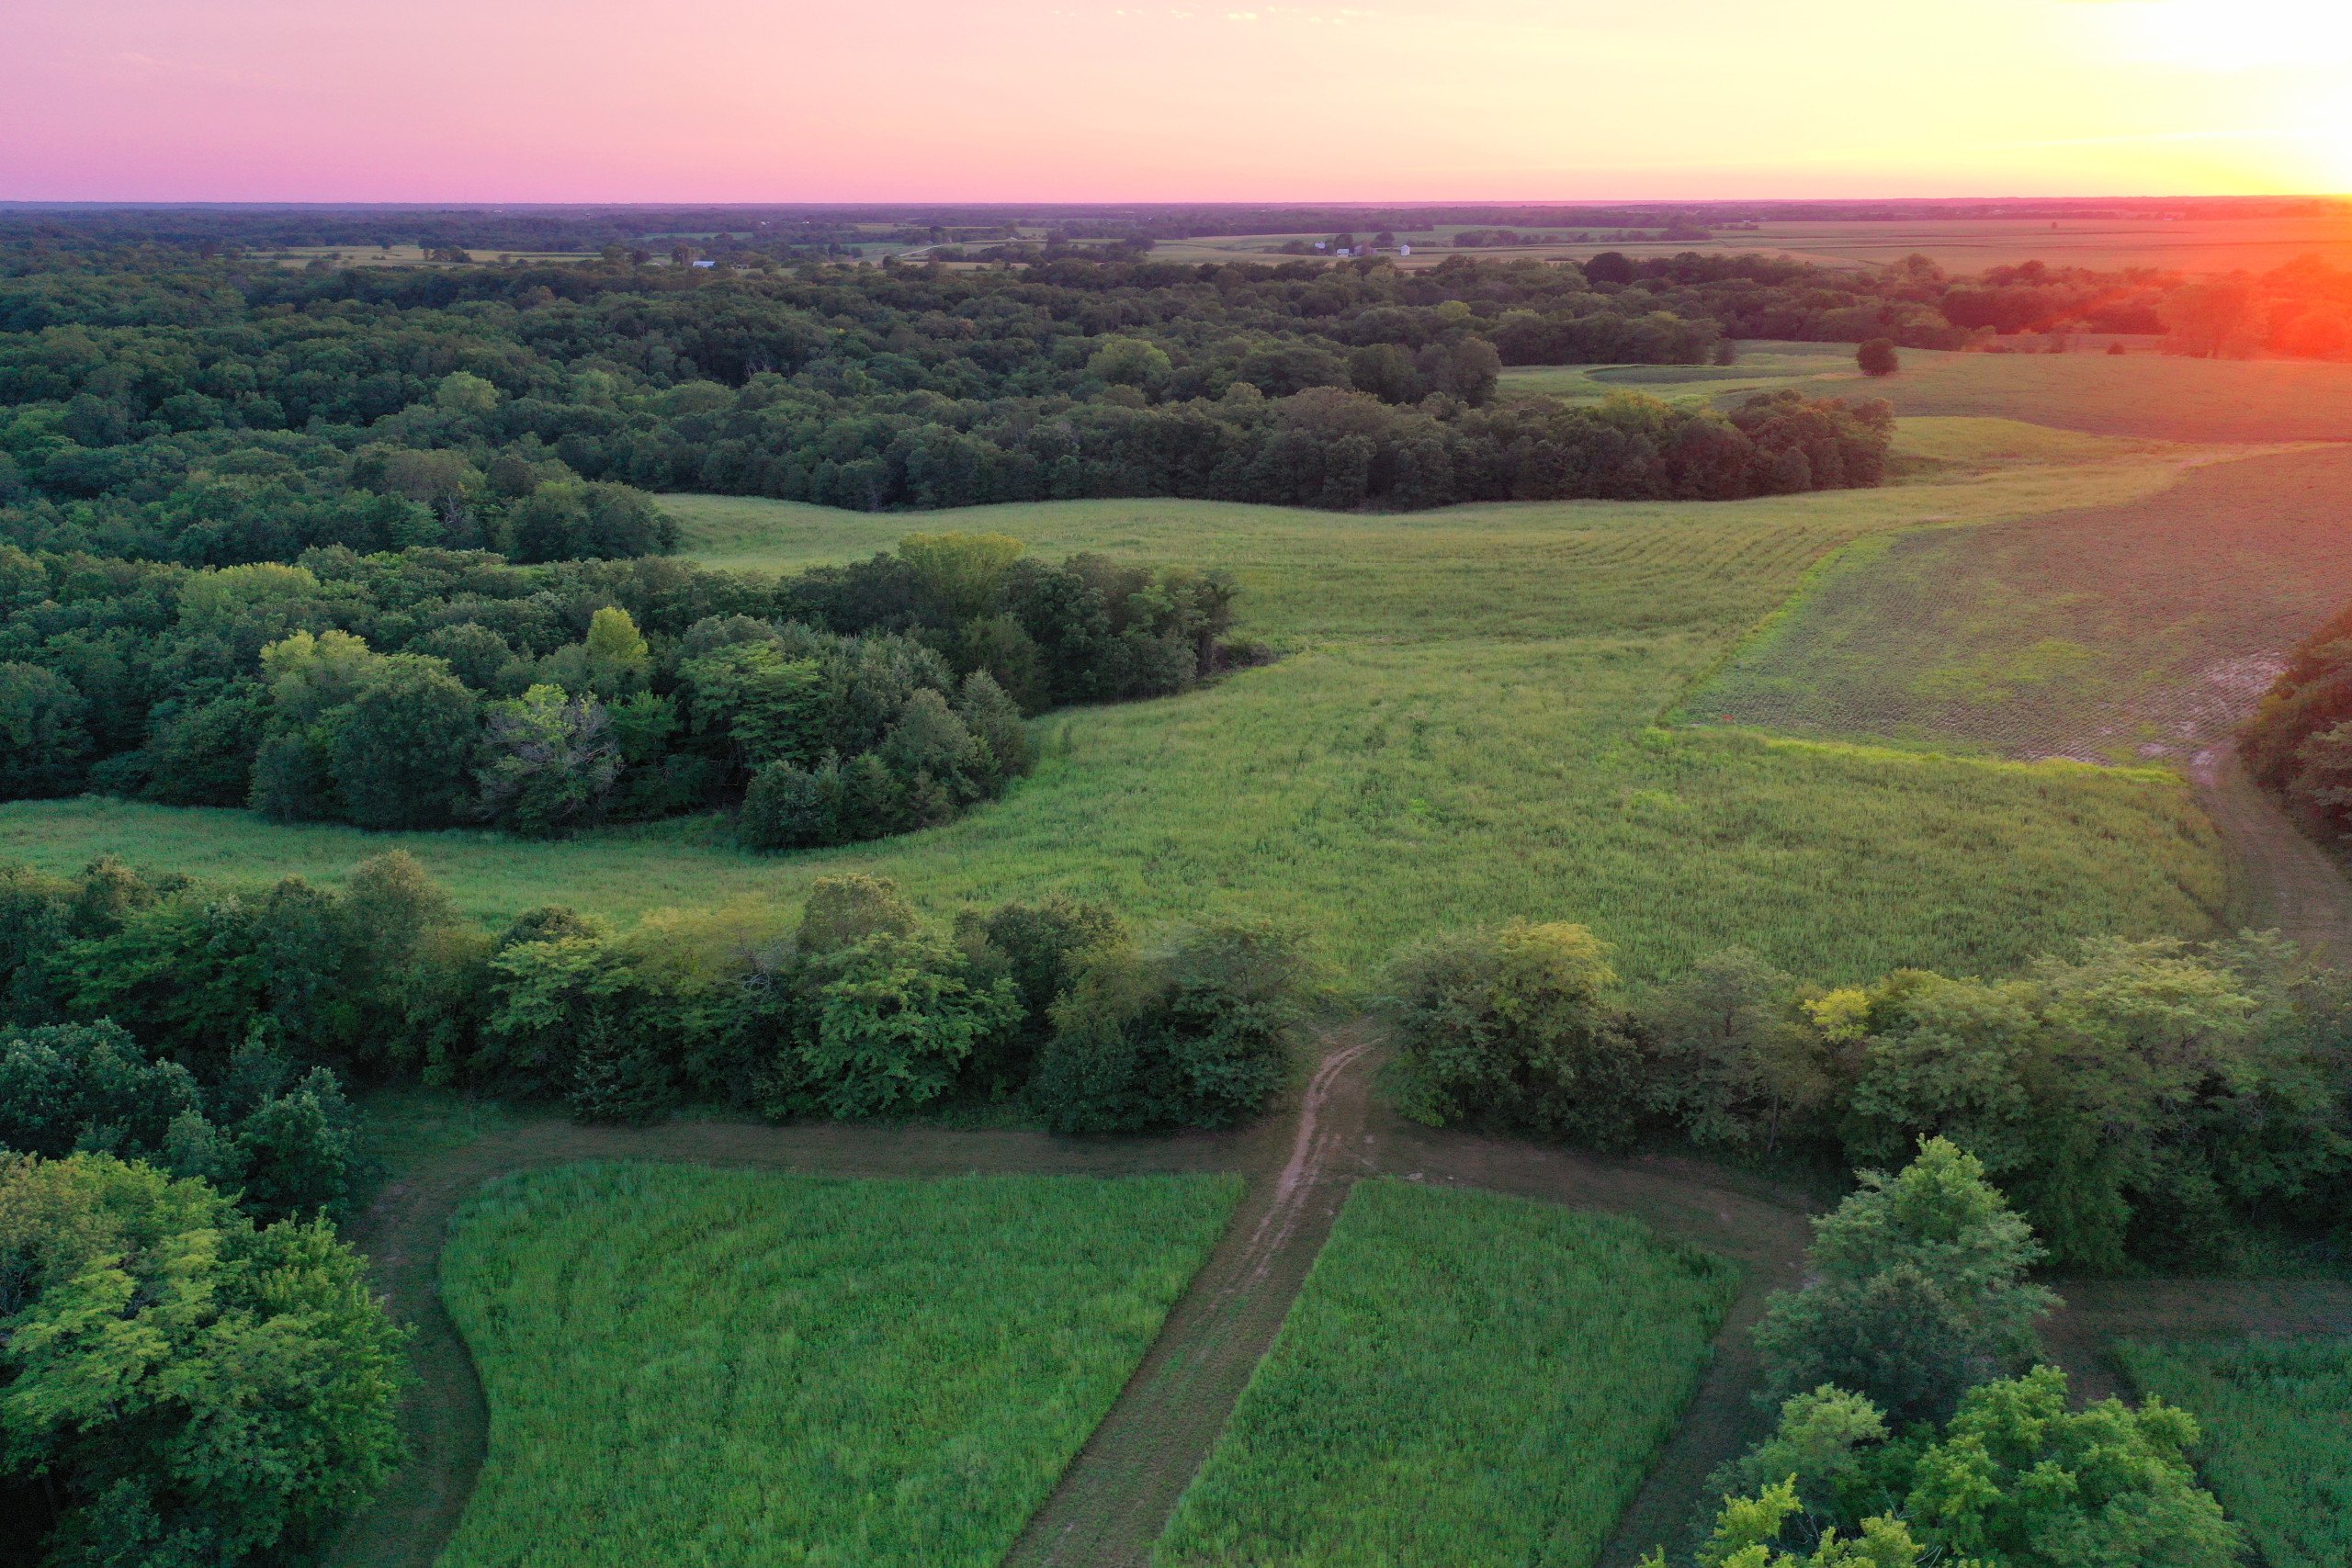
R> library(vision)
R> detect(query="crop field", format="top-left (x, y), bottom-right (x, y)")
top-left (0, 424), bottom-right (2240, 986)
top-left (1690, 446), bottom-right (2352, 763)
top-left (435, 1164), bottom-right (1238, 1568)
top-left (1152, 1180), bottom-right (1740, 1568)
top-left (2116, 1337), bottom-right (2352, 1568)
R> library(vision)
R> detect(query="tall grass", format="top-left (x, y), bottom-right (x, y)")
top-left (2116, 1337), bottom-right (2352, 1568)
top-left (1152, 1179), bottom-right (1742, 1568)
top-left (436, 1164), bottom-right (1239, 1568)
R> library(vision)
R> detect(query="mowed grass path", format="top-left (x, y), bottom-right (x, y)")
top-left (1152, 1180), bottom-right (1741, 1568)
top-left (2116, 1337), bottom-right (2352, 1568)
top-left (0, 429), bottom-right (2240, 984)
top-left (436, 1164), bottom-right (1238, 1568)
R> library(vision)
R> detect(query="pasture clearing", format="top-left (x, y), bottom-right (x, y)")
top-left (1152, 1179), bottom-right (1740, 1568)
top-left (1690, 446), bottom-right (2352, 763)
top-left (1507, 338), bottom-right (2352, 444)
top-left (1782, 344), bottom-right (2352, 444)
top-left (1498, 344), bottom-right (1860, 407)
top-left (2116, 1337), bottom-right (2352, 1568)
top-left (0, 434), bottom-right (2240, 986)
top-left (435, 1163), bottom-right (1238, 1568)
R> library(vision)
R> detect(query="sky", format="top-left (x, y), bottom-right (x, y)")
top-left (7, 0), bottom-right (2352, 202)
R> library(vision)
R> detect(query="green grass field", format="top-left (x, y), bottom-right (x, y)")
top-left (435, 1164), bottom-right (1238, 1568)
top-left (1507, 338), bottom-right (2352, 444)
top-left (1151, 1180), bottom-right (1739, 1568)
top-left (2116, 1337), bottom-right (2352, 1568)
top-left (0, 421), bottom-right (2242, 986)
top-left (1689, 446), bottom-right (2352, 762)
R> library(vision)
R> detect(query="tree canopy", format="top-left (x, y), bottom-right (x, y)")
top-left (0, 1152), bottom-right (408, 1567)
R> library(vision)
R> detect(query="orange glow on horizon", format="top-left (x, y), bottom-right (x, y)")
top-left (5, 0), bottom-right (2348, 203)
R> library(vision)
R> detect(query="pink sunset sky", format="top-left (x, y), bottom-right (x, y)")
top-left (9, 0), bottom-right (2352, 201)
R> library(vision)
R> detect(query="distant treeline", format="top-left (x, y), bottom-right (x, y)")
top-left (2245, 599), bottom-right (2352, 839)
top-left (5, 197), bottom-right (2342, 252)
top-left (0, 248), bottom-right (1907, 538)
top-left (0, 534), bottom-right (1235, 840)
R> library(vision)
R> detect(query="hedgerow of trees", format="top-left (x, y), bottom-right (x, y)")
top-left (0, 532), bottom-right (1235, 842)
top-left (1381, 921), bottom-right (2352, 1270)
top-left (0, 855), bottom-right (1312, 1137)
top-left (0, 848), bottom-right (1312, 1566)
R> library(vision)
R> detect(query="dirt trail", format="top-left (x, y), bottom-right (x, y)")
top-left (2191, 740), bottom-right (2352, 965)
top-left (1002, 1027), bottom-right (1381, 1568)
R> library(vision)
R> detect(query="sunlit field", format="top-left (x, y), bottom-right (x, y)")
top-left (1153, 1181), bottom-right (1740, 1568)
top-left (1145, 214), bottom-right (2352, 275)
top-left (2117, 1337), bottom-right (2352, 1568)
top-left (438, 1165), bottom-right (1238, 1568)
top-left (0, 423), bottom-right (2239, 986)
top-left (1506, 338), bottom-right (2352, 444)
top-left (1690, 446), bottom-right (2352, 761)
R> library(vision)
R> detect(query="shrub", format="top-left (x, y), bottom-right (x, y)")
top-left (1856, 338), bottom-right (1900, 376)
top-left (1378, 920), bottom-right (1643, 1148)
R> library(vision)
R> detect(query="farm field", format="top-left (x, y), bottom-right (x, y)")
top-left (1689, 446), bottom-right (2352, 762)
top-left (1506, 338), bottom-right (2352, 444)
top-left (1146, 213), bottom-right (2352, 274)
top-left (435, 1163), bottom-right (1238, 1568)
top-left (1152, 1180), bottom-right (1740, 1568)
top-left (0, 423), bottom-right (2244, 986)
top-left (2116, 1337), bottom-right (2352, 1568)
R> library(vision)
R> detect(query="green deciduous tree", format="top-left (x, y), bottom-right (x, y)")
top-left (331, 655), bottom-right (479, 829)
top-left (786, 930), bottom-right (1021, 1119)
top-left (474, 684), bottom-right (619, 837)
top-left (0, 1153), bottom-right (408, 1566)
top-left (1753, 1138), bottom-right (2057, 1424)
top-left (1637, 947), bottom-right (1829, 1154)
top-left (1688, 1368), bottom-right (2240, 1568)
top-left (0, 661), bottom-right (92, 797)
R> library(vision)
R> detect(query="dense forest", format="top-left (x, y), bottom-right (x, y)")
top-left (0, 243), bottom-right (1902, 536)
